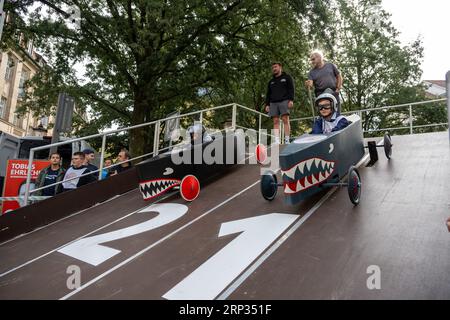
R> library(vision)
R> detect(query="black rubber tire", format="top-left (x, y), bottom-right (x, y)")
top-left (347, 166), bottom-right (362, 206)
top-left (384, 133), bottom-right (392, 159)
top-left (261, 171), bottom-right (278, 201)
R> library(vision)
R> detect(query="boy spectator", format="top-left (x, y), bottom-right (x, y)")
top-left (101, 158), bottom-right (114, 179)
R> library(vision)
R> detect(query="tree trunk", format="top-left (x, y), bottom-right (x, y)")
top-left (129, 90), bottom-right (149, 159)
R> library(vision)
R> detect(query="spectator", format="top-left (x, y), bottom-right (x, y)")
top-left (101, 158), bottom-right (114, 179)
top-left (264, 62), bottom-right (295, 144)
top-left (306, 50), bottom-right (343, 114)
top-left (112, 149), bottom-right (133, 175)
top-left (83, 148), bottom-right (99, 179)
top-left (59, 152), bottom-right (96, 193)
top-left (35, 152), bottom-right (66, 197)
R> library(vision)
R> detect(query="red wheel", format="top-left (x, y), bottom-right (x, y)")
top-left (180, 175), bottom-right (200, 202)
top-left (256, 144), bottom-right (267, 165)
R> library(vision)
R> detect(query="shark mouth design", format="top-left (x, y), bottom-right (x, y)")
top-left (281, 158), bottom-right (336, 195)
top-left (139, 179), bottom-right (181, 200)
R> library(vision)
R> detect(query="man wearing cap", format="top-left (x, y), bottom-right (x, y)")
top-left (264, 62), bottom-right (295, 144)
top-left (83, 148), bottom-right (99, 179)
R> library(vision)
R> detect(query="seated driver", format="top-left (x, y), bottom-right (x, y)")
top-left (311, 91), bottom-right (349, 134)
top-left (187, 123), bottom-right (213, 144)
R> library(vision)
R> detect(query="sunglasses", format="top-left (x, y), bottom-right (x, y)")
top-left (317, 104), bottom-right (332, 110)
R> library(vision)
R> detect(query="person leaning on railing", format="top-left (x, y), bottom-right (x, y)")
top-left (110, 149), bottom-right (133, 176)
top-left (101, 158), bottom-right (114, 179)
top-left (35, 152), bottom-right (66, 197)
top-left (58, 152), bottom-right (97, 193)
top-left (83, 148), bottom-right (99, 179)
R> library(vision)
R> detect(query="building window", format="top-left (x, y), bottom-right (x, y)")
top-left (4, 56), bottom-right (15, 81)
top-left (18, 69), bottom-right (30, 99)
top-left (0, 97), bottom-right (7, 119)
top-left (27, 40), bottom-right (34, 56)
top-left (13, 113), bottom-right (23, 129)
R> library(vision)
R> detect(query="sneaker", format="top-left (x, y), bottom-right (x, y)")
top-left (285, 137), bottom-right (290, 144)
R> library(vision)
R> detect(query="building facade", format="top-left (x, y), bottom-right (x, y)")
top-left (0, 35), bottom-right (52, 138)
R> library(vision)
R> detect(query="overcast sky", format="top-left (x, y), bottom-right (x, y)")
top-left (382, 0), bottom-right (450, 81)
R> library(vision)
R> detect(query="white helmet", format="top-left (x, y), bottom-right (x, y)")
top-left (315, 91), bottom-right (337, 112)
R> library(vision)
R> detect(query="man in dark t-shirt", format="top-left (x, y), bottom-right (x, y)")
top-left (306, 50), bottom-right (343, 113)
top-left (264, 62), bottom-right (295, 144)
top-left (83, 148), bottom-right (99, 179)
top-left (111, 149), bottom-right (133, 175)
top-left (42, 168), bottom-right (60, 196)
top-left (35, 152), bottom-right (66, 197)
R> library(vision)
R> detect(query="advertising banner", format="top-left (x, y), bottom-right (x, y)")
top-left (1, 159), bottom-right (50, 214)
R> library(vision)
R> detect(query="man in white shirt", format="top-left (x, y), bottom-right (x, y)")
top-left (60, 152), bottom-right (96, 193)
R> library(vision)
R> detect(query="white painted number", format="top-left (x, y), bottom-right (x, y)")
top-left (58, 203), bottom-right (188, 266)
top-left (163, 213), bottom-right (298, 300)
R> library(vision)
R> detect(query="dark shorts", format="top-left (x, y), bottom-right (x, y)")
top-left (269, 100), bottom-right (290, 118)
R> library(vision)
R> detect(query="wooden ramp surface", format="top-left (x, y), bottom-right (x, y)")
top-left (0, 132), bottom-right (449, 300)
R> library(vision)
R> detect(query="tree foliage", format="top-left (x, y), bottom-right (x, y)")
top-left (2, 0), bottom-right (434, 155)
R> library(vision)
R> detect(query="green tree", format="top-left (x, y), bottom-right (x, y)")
top-left (331, 0), bottom-right (424, 132)
top-left (4, 0), bottom-right (333, 155)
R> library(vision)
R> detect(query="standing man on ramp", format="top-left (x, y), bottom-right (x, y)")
top-left (265, 62), bottom-right (295, 144)
top-left (306, 50), bottom-right (343, 114)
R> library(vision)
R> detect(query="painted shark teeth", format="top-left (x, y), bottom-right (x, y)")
top-left (282, 158), bottom-right (336, 194)
top-left (282, 158), bottom-right (335, 180)
top-left (139, 179), bottom-right (181, 200)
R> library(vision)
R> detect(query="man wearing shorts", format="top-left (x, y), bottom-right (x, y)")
top-left (265, 62), bottom-right (295, 144)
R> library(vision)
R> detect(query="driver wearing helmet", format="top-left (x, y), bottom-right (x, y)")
top-left (311, 89), bottom-right (349, 134)
top-left (187, 123), bottom-right (213, 144)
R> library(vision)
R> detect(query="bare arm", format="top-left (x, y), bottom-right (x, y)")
top-left (336, 74), bottom-right (343, 92)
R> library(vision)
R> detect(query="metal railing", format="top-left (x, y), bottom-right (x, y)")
top-left (23, 103), bottom-right (271, 205)
top-left (20, 97), bottom-right (450, 206)
top-left (290, 98), bottom-right (448, 135)
top-left (447, 71), bottom-right (450, 142)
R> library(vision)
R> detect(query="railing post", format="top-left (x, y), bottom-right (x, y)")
top-left (98, 134), bottom-right (107, 181)
top-left (446, 71), bottom-right (450, 142)
top-left (153, 121), bottom-right (160, 156)
top-left (199, 111), bottom-right (203, 124)
top-left (280, 121), bottom-right (284, 144)
top-left (258, 114), bottom-right (262, 144)
top-left (23, 149), bottom-right (34, 206)
top-left (231, 104), bottom-right (237, 130)
top-left (409, 105), bottom-right (413, 134)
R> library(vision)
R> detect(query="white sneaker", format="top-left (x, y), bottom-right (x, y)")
top-left (285, 137), bottom-right (290, 144)
top-left (274, 137), bottom-right (280, 144)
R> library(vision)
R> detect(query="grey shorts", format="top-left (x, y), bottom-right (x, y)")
top-left (269, 100), bottom-right (290, 118)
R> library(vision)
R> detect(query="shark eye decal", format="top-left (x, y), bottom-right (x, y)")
top-left (329, 143), bottom-right (334, 154)
top-left (281, 158), bottom-right (336, 194)
top-left (163, 167), bottom-right (174, 176)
